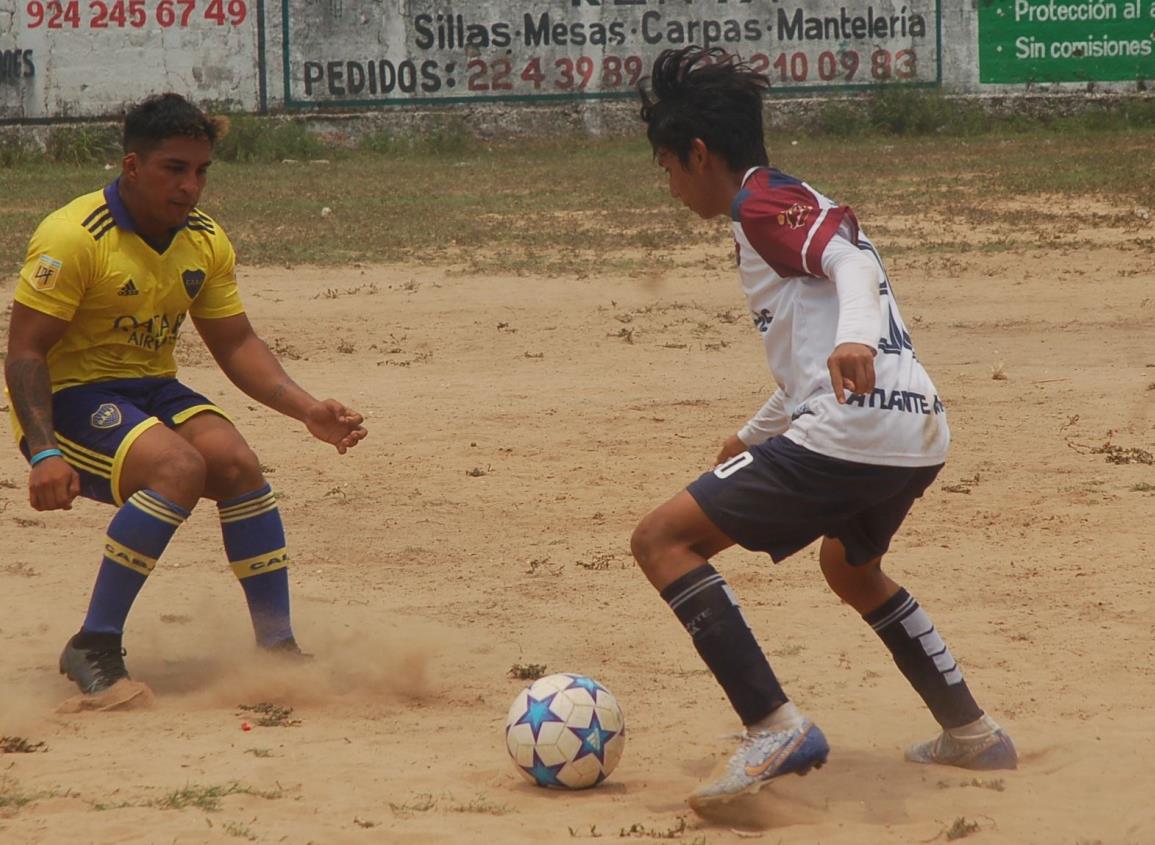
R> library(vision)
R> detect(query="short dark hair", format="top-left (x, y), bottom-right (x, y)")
top-left (639, 47), bottom-right (771, 171)
top-left (123, 93), bottom-right (219, 155)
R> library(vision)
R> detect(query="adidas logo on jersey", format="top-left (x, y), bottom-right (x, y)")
top-left (117, 279), bottom-right (140, 296)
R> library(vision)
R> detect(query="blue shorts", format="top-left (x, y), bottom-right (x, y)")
top-left (14, 377), bottom-right (228, 506)
top-left (687, 435), bottom-right (943, 566)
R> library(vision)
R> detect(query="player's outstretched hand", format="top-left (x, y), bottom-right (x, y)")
top-left (714, 434), bottom-right (747, 466)
top-left (29, 456), bottom-right (81, 511)
top-left (304, 399), bottom-right (367, 454)
top-left (827, 342), bottom-right (877, 404)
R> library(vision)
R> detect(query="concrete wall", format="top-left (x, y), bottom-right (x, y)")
top-left (1, 0), bottom-right (1153, 123)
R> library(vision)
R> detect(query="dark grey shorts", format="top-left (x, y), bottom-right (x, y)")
top-left (687, 435), bottom-right (943, 566)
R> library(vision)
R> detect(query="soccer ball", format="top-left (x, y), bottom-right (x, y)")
top-left (504, 672), bottom-right (626, 789)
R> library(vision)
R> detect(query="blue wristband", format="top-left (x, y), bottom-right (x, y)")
top-left (30, 448), bottom-right (63, 466)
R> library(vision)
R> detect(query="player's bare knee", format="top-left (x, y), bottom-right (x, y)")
top-left (824, 559), bottom-right (888, 607)
top-left (206, 444), bottom-right (263, 496)
top-left (630, 511), bottom-right (671, 574)
top-left (825, 572), bottom-right (862, 604)
top-left (148, 445), bottom-right (207, 504)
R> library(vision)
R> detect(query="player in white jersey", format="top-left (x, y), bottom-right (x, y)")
top-left (631, 47), bottom-right (1017, 810)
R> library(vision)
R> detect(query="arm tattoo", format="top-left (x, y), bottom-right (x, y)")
top-left (269, 380), bottom-right (293, 407)
top-left (5, 358), bottom-right (57, 453)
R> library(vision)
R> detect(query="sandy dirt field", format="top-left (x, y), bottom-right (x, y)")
top-left (1, 201), bottom-right (1153, 844)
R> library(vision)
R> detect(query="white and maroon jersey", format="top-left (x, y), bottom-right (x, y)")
top-left (732, 167), bottom-right (949, 467)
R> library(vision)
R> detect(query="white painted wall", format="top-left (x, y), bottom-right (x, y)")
top-left (1, 0), bottom-right (260, 120)
top-left (1, 0), bottom-right (1151, 121)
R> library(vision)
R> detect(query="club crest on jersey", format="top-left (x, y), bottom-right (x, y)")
top-left (33, 255), bottom-right (63, 291)
top-left (777, 203), bottom-right (813, 230)
top-left (182, 268), bottom-right (206, 299)
top-left (91, 403), bottom-right (123, 429)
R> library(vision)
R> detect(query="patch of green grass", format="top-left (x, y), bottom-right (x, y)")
top-left (865, 87), bottom-right (993, 136)
top-left (0, 736), bottom-right (47, 753)
top-left (237, 702), bottom-right (300, 727)
top-left (153, 782), bottom-right (283, 812)
top-left (575, 553), bottom-right (616, 571)
top-left (818, 89), bottom-right (1155, 138)
top-left (941, 776), bottom-right (1007, 792)
top-left (384, 791), bottom-right (510, 817)
top-left (619, 817), bottom-right (697, 840)
top-left (0, 777), bottom-right (35, 809)
top-left (0, 124), bottom-right (120, 166)
top-left (214, 114), bottom-right (329, 163)
top-left (360, 117), bottom-right (472, 157)
top-left (946, 816), bottom-right (981, 840)
top-left (223, 820), bottom-right (258, 840)
top-left (2, 127), bottom-right (1152, 274)
top-left (1092, 442), bottom-right (1154, 465)
top-left (448, 794), bottom-right (512, 815)
top-left (44, 126), bottom-right (120, 165)
top-left (91, 800), bottom-right (139, 811)
top-left (0, 132), bottom-right (38, 167)
top-left (388, 793), bottom-right (438, 816)
top-left (508, 663), bottom-right (547, 680)
top-left (0, 777), bottom-right (74, 809)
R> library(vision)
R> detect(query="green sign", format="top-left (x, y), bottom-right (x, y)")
top-left (978, 0), bottom-right (1155, 83)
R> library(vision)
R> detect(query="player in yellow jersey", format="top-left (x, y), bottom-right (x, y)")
top-left (5, 93), bottom-right (367, 697)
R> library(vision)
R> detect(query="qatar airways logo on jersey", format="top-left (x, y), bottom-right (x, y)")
top-left (777, 203), bottom-right (813, 230)
top-left (112, 312), bottom-right (186, 351)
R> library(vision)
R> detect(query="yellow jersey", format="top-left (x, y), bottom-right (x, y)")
top-left (14, 180), bottom-right (244, 391)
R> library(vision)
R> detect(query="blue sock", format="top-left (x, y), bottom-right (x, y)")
top-left (219, 484), bottom-right (293, 647)
top-left (660, 563), bottom-right (788, 726)
top-left (81, 490), bottom-right (189, 638)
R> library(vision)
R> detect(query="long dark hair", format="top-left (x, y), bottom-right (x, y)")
top-left (639, 47), bottom-right (771, 170)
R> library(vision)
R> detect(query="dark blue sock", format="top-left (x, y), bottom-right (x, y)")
top-left (661, 563), bottom-right (788, 726)
top-left (219, 484), bottom-right (293, 647)
top-left (82, 490), bottom-right (189, 637)
top-left (865, 589), bottom-right (983, 729)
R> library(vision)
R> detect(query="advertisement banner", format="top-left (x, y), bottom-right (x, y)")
top-left (978, 0), bottom-right (1155, 83)
top-left (0, 0), bottom-right (262, 120)
top-left (281, 0), bottom-right (943, 107)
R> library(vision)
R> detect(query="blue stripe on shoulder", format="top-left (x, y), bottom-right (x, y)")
top-left (768, 168), bottom-right (804, 189)
top-left (730, 187), bottom-right (752, 221)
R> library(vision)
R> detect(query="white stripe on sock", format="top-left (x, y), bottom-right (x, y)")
top-left (887, 605), bottom-right (966, 688)
top-left (871, 595), bottom-right (916, 632)
top-left (667, 574), bottom-right (725, 611)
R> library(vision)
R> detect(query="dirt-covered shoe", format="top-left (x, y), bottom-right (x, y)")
top-left (59, 634), bottom-right (130, 695)
top-left (906, 724), bottom-right (1018, 770)
top-left (689, 720), bottom-right (829, 810)
top-left (260, 637), bottom-right (313, 660)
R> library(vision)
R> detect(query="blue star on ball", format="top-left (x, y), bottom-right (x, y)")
top-left (522, 749), bottom-right (566, 788)
top-left (514, 691), bottom-right (564, 741)
top-left (569, 709), bottom-right (619, 766)
top-left (565, 675), bottom-right (606, 697)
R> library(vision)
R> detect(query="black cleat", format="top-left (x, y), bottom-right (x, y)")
top-left (59, 633), bottom-right (130, 695)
